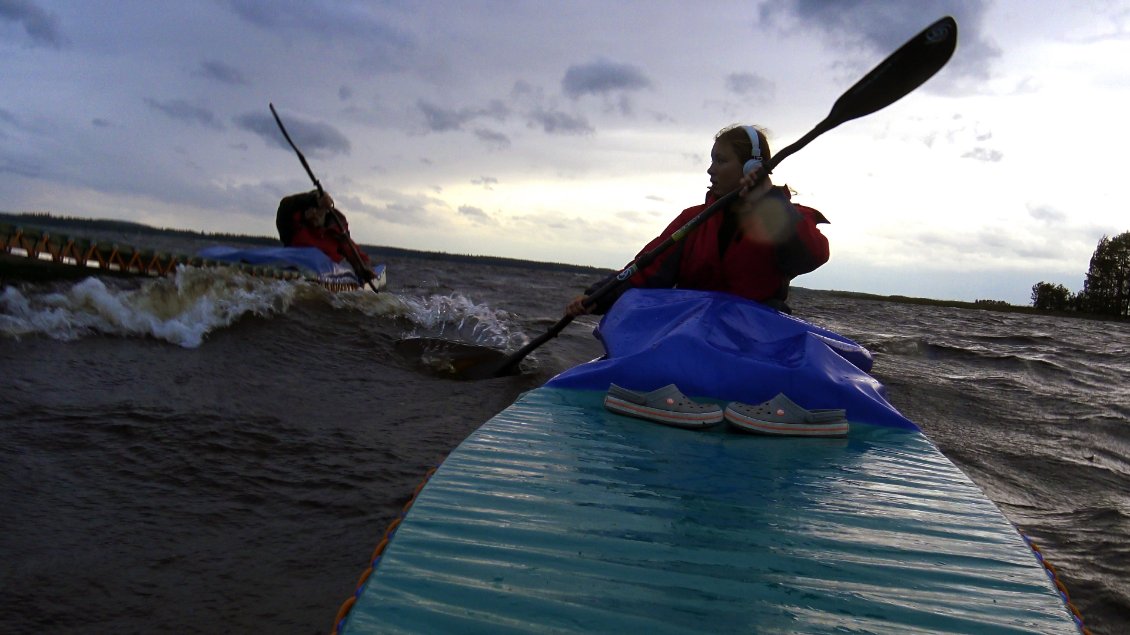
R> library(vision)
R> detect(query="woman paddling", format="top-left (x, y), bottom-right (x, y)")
top-left (276, 189), bottom-right (377, 283)
top-left (566, 125), bottom-right (830, 315)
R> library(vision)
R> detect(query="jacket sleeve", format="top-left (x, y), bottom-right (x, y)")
top-left (775, 203), bottom-right (830, 277)
top-left (325, 209), bottom-right (372, 265)
top-left (742, 189), bottom-right (829, 277)
top-left (327, 208), bottom-right (350, 234)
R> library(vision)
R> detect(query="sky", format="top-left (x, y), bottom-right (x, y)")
top-left (3, 0), bottom-right (1129, 305)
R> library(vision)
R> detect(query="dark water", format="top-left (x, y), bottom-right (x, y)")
top-left (1, 246), bottom-right (1128, 634)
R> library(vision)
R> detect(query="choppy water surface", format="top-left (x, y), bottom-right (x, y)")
top-left (2, 249), bottom-right (1127, 634)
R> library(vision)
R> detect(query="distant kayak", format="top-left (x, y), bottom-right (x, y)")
top-left (196, 246), bottom-right (387, 292)
top-left (333, 289), bottom-right (1085, 634)
top-left (0, 221), bottom-right (386, 292)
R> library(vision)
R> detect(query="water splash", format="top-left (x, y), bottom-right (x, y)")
top-left (396, 291), bottom-right (529, 351)
top-left (0, 266), bottom-right (307, 348)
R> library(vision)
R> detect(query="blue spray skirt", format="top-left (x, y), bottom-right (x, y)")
top-left (337, 290), bottom-right (1082, 634)
top-left (547, 289), bottom-right (911, 430)
top-left (196, 245), bottom-right (386, 290)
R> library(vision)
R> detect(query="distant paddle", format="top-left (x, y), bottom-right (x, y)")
top-left (269, 103), bottom-right (381, 293)
top-left (407, 15), bottom-right (958, 380)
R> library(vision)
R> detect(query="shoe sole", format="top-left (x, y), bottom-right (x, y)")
top-left (604, 395), bottom-right (722, 429)
top-left (724, 408), bottom-right (849, 437)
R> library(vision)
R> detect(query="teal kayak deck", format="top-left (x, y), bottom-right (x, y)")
top-left (341, 387), bottom-right (1078, 634)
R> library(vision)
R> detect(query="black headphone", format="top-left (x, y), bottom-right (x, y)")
top-left (743, 125), bottom-right (763, 176)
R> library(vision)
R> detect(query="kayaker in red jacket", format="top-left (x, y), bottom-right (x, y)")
top-left (566, 124), bottom-right (829, 315)
top-left (275, 189), bottom-right (375, 281)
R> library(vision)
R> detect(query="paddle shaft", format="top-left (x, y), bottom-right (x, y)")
top-left (493, 161), bottom-right (767, 375)
top-left (269, 103), bottom-right (380, 293)
top-left (490, 16), bottom-right (957, 378)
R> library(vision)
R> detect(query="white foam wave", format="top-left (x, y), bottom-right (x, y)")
top-left (0, 266), bottom-right (306, 348)
top-left (397, 291), bottom-right (529, 351)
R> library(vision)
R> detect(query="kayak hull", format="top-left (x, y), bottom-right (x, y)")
top-left (341, 388), bottom-right (1079, 634)
top-left (337, 289), bottom-right (1081, 634)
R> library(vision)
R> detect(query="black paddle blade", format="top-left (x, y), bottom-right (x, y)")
top-left (826, 16), bottom-right (957, 128)
top-left (395, 337), bottom-right (521, 380)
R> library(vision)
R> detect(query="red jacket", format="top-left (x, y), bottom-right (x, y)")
top-left (289, 213), bottom-right (370, 265)
top-left (276, 191), bottom-right (370, 265)
top-left (589, 187), bottom-right (829, 312)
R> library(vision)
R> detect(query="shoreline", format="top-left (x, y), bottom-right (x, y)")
top-left (3, 211), bottom-right (1123, 323)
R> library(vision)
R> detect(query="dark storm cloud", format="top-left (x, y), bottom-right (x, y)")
top-left (760, 0), bottom-right (1000, 85)
top-left (458, 205), bottom-right (498, 226)
top-left (0, 0), bottom-right (65, 47)
top-left (418, 101), bottom-right (472, 132)
top-left (562, 60), bottom-right (652, 99)
top-left (417, 100), bottom-right (510, 133)
top-left (224, 0), bottom-right (416, 73)
top-left (198, 60), bottom-right (249, 86)
top-left (0, 106), bottom-right (19, 127)
top-left (0, 154), bottom-right (46, 178)
top-left (473, 128), bottom-right (511, 149)
top-left (366, 195), bottom-right (438, 226)
top-left (527, 108), bottom-right (593, 135)
top-left (509, 80), bottom-right (594, 135)
top-left (225, 0), bottom-right (400, 38)
top-left (234, 111), bottom-right (351, 156)
top-left (144, 98), bottom-right (225, 130)
top-left (416, 105), bottom-right (514, 146)
top-left (726, 72), bottom-right (774, 97)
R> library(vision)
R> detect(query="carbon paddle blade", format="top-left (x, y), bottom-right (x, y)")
top-left (769, 16), bottom-right (957, 168)
top-left (395, 338), bottom-right (520, 380)
top-left (827, 16), bottom-right (957, 129)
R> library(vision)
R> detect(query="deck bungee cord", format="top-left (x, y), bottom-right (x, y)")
top-left (1020, 531), bottom-right (1091, 634)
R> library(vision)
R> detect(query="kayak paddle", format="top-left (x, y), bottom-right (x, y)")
top-left (411, 15), bottom-right (958, 380)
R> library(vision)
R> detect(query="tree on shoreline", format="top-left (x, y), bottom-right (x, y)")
top-left (1034, 231), bottom-right (1130, 316)
top-left (1079, 232), bottom-right (1130, 317)
top-left (1030, 282), bottom-right (1073, 311)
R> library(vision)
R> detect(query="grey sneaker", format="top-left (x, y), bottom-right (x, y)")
top-left (604, 383), bottom-right (723, 429)
top-left (724, 393), bottom-right (849, 437)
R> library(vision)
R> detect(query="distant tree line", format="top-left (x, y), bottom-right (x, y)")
top-left (1, 211), bottom-right (611, 276)
top-left (1032, 231), bottom-right (1130, 317)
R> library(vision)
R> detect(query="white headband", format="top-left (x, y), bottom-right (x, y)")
top-left (743, 125), bottom-right (763, 176)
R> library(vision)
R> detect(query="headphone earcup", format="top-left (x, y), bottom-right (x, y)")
top-left (743, 159), bottom-right (762, 176)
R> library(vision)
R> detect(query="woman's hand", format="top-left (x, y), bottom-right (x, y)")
top-left (565, 295), bottom-right (592, 317)
top-left (736, 170), bottom-right (795, 240)
top-left (304, 206), bottom-right (328, 226)
top-left (738, 168), bottom-right (773, 201)
top-left (304, 191), bottom-right (335, 226)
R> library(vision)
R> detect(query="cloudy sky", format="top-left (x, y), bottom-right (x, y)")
top-left (3, 0), bottom-right (1129, 304)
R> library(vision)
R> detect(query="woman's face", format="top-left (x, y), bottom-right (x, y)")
top-left (706, 140), bottom-right (743, 198)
